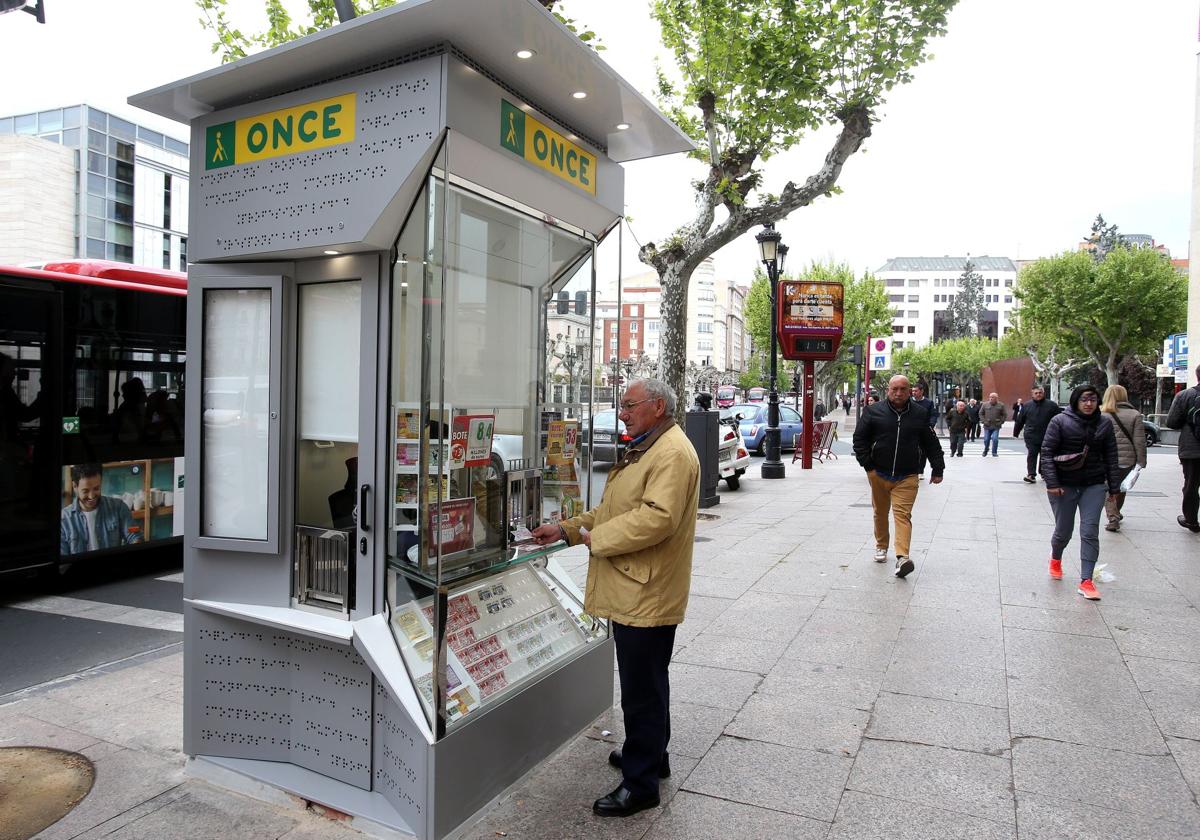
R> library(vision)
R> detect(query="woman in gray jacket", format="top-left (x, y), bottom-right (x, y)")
top-left (1100, 385), bottom-right (1146, 532)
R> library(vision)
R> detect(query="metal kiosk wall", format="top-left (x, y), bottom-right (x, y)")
top-left (129, 2), bottom-right (693, 837)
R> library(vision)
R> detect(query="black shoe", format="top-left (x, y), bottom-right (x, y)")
top-left (1179, 515), bottom-right (1200, 533)
top-left (609, 749), bottom-right (670, 779)
top-left (1023, 475), bottom-right (1036, 484)
top-left (593, 785), bottom-right (660, 817)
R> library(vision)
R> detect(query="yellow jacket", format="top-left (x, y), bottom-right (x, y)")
top-left (560, 421), bottom-right (699, 627)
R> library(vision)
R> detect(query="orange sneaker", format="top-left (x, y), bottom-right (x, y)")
top-left (1077, 579), bottom-right (1101, 600)
top-left (1048, 558), bottom-right (1063, 580)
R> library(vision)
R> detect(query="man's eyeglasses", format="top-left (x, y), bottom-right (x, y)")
top-left (619, 398), bottom-right (655, 411)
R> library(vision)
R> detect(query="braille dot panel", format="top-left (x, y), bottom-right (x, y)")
top-left (190, 610), bottom-right (373, 790)
top-left (372, 681), bottom-right (425, 821)
top-left (191, 58), bottom-right (442, 262)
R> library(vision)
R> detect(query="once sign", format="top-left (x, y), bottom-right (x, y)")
top-left (500, 99), bottom-right (596, 195)
top-left (205, 93), bottom-right (356, 170)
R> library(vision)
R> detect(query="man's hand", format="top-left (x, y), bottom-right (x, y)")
top-left (581, 529), bottom-right (592, 548)
top-left (929, 475), bottom-right (943, 485)
top-left (1046, 487), bottom-right (1065, 497)
top-left (530, 524), bottom-right (564, 545)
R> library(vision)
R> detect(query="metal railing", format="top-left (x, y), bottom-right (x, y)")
top-left (294, 525), bottom-right (353, 614)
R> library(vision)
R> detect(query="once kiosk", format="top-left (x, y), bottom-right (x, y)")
top-left (130, 3), bottom-right (691, 837)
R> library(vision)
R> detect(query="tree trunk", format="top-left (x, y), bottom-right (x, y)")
top-left (658, 264), bottom-right (691, 422)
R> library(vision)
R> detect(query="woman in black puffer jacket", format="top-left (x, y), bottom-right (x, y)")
top-left (1040, 384), bottom-right (1122, 600)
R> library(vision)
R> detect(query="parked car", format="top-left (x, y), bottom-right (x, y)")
top-left (1144, 417), bottom-right (1160, 447)
top-left (722, 403), bottom-right (803, 455)
top-left (581, 408), bottom-right (630, 462)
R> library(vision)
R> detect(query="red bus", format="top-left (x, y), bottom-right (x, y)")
top-left (1, 260), bottom-right (187, 576)
top-left (747, 386), bottom-right (767, 402)
top-left (716, 385), bottom-right (737, 408)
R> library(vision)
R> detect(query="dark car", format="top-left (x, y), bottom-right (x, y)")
top-left (723, 403), bottom-right (803, 454)
top-left (581, 408), bottom-right (630, 462)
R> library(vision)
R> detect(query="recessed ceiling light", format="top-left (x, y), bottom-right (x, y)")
top-left (571, 91), bottom-right (587, 99)
top-left (514, 49), bottom-right (535, 59)
top-left (323, 250), bottom-right (340, 255)
top-left (616, 123), bottom-right (630, 130)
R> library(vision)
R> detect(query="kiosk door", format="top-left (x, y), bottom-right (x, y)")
top-left (293, 256), bottom-right (382, 618)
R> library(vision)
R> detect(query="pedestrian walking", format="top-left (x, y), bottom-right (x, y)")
top-left (946, 400), bottom-right (971, 457)
top-left (967, 398), bottom-right (981, 441)
top-left (1164, 365), bottom-right (1200, 533)
top-left (1041, 385), bottom-right (1122, 600)
top-left (978, 392), bottom-right (1008, 457)
top-left (815, 400), bottom-right (827, 421)
top-left (1013, 385), bottom-right (1061, 483)
top-left (912, 382), bottom-right (937, 477)
top-left (1100, 385), bottom-right (1146, 532)
top-left (531, 378), bottom-right (699, 817)
top-left (843, 396), bottom-right (852, 416)
top-left (853, 375), bottom-right (945, 579)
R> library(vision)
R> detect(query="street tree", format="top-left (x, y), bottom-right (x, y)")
top-left (940, 259), bottom-right (984, 339)
top-left (892, 336), bottom-right (1002, 395)
top-left (197, 0), bottom-right (956, 418)
top-left (997, 321), bottom-right (1089, 396)
top-left (1083, 213), bottom-right (1122, 261)
top-left (1015, 247), bottom-right (1187, 386)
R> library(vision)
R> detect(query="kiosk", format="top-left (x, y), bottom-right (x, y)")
top-left (130, 2), bottom-right (691, 836)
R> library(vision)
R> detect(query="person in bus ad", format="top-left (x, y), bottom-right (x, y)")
top-left (60, 463), bottom-right (140, 555)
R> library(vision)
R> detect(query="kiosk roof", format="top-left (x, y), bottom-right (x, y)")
top-left (129, 0), bottom-right (695, 163)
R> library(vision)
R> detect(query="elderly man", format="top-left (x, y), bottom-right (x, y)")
top-left (946, 400), bottom-right (971, 457)
top-left (1013, 385), bottom-right (1061, 482)
top-left (978, 392), bottom-right (1009, 457)
top-left (532, 378), bottom-right (699, 817)
top-left (853, 375), bottom-right (944, 578)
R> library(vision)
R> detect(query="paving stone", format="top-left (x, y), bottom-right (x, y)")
top-left (782, 608), bottom-right (904, 672)
top-left (673, 632), bottom-right (788, 674)
top-left (882, 654), bottom-right (1008, 709)
top-left (758, 659), bottom-right (882, 708)
top-left (663, 701), bottom-right (735, 760)
top-left (687, 573), bottom-right (757, 600)
top-left (1015, 789), bottom-right (1200, 840)
top-left (66, 690), bottom-right (182, 757)
top-left (892, 624), bottom-right (1005, 670)
top-left (643, 790), bottom-right (830, 840)
top-left (1011, 737), bottom-right (1197, 819)
top-left (1166, 736), bottom-right (1200, 799)
top-left (1002, 627), bottom-right (1124, 683)
top-left (726, 691), bottom-right (869, 756)
top-left (866, 692), bottom-right (1010, 756)
top-left (908, 585), bottom-right (1003, 614)
top-left (703, 592), bottom-right (819, 643)
top-left (1007, 677), bottom-right (1167, 755)
top-left (901, 603), bottom-right (1003, 633)
top-left (78, 780), bottom-right (299, 840)
top-left (682, 736), bottom-right (851, 822)
top-left (1001, 604), bottom-right (1111, 638)
top-left (846, 738), bottom-right (1015, 825)
top-left (0, 711), bottom-right (102, 752)
top-left (35, 741), bottom-right (185, 840)
top-left (828, 790), bottom-right (1015, 840)
top-left (667, 662), bottom-right (761, 711)
top-left (1125, 656), bottom-right (1200, 739)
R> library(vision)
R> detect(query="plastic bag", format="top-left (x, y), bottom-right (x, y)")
top-left (1120, 465), bottom-right (1142, 492)
top-left (1094, 563), bottom-right (1116, 583)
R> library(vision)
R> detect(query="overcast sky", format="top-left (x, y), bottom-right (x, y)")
top-left (1, 0), bottom-right (1195, 281)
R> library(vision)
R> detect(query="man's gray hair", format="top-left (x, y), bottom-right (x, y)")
top-left (630, 378), bottom-right (676, 413)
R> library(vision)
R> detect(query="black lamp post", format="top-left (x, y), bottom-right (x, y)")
top-left (756, 224), bottom-right (786, 479)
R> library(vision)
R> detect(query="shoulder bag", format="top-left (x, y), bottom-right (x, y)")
top-left (1052, 423), bottom-right (1094, 472)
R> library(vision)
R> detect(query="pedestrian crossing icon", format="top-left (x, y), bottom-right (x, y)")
top-left (873, 355), bottom-right (886, 369)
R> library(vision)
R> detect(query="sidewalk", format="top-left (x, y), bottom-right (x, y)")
top-left (3, 444), bottom-right (1199, 839)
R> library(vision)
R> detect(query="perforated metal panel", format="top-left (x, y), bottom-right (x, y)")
top-left (372, 681), bottom-right (428, 838)
top-left (190, 610), bottom-right (373, 789)
top-left (190, 57), bottom-right (442, 261)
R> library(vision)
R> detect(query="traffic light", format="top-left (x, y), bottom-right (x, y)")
top-left (850, 344), bottom-right (863, 366)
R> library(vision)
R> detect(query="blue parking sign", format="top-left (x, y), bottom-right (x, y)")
top-left (1174, 333), bottom-right (1189, 369)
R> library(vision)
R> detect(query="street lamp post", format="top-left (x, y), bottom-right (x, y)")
top-left (756, 225), bottom-right (786, 479)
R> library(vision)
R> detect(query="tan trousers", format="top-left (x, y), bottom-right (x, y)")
top-left (868, 471), bottom-right (920, 557)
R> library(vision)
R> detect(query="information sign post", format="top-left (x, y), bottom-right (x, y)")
top-left (778, 281), bottom-right (844, 469)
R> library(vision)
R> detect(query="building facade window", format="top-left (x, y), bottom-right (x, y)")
top-left (889, 294), bottom-right (904, 303)
top-left (907, 295), bottom-right (919, 302)
top-left (885, 278), bottom-right (904, 287)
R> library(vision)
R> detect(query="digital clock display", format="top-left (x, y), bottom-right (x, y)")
top-left (792, 338), bottom-right (833, 354)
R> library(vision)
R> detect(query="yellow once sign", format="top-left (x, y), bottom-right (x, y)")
top-left (233, 93), bottom-right (356, 165)
top-left (500, 100), bottom-right (596, 195)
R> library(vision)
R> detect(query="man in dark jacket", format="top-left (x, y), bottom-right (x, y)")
top-left (1165, 366), bottom-right (1200, 532)
top-left (853, 375), bottom-right (945, 579)
top-left (911, 382), bottom-right (937, 477)
top-left (1013, 385), bottom-right (1061, 483)
top-left (946, 400), bottom-right (971, 457)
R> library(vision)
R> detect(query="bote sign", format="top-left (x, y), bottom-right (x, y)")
top-left (778, 281), bottom-right (844, 360)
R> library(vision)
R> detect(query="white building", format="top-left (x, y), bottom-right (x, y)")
top-left (0, 104), bottom-right (189, 269)
top-left (874, 256), bottom-right (1019, 349)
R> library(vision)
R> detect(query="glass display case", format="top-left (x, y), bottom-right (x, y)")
top-left (385, 157), bottom-right (607, 736)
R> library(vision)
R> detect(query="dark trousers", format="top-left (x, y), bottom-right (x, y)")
top-left (1026, 443), bottom-right (1042, 478)
top-left (613, 621), bottom-right (676, 797)
top-left (1183, 458), bottom-right (1200, 524)
top-left (950, 432), bottom-right (965, 456)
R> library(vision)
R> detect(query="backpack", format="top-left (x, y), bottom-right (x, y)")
top-left (1189, 402), bottom-right (1200, 441)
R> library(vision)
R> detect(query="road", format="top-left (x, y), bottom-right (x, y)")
top-left (0, 546), bottom-right (184, 698)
